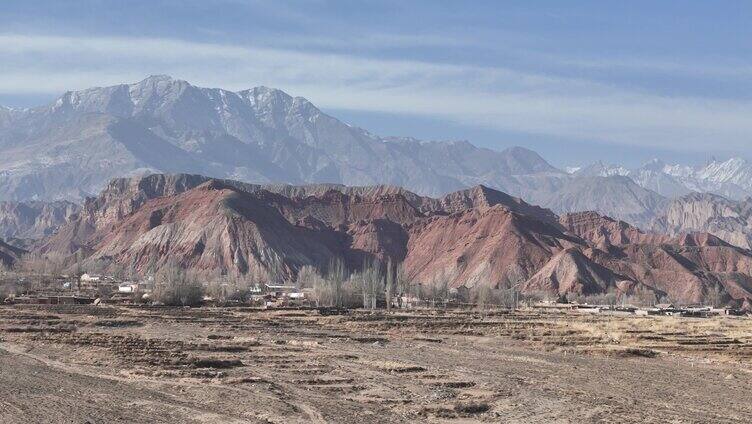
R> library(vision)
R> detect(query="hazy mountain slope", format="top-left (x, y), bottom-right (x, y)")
top-left (656, 158), bottom-right (752, 200)
top-left (0, 239), bottom-right (25, 267)
top-left (652, 192), bottom-right (752, 249)
top-left (0, 113), bottom-right (210, 200)
top-left (541, 176), bottom-right (668, 229)
top-left (693, 158), bottom-right (752, 195)
top-left (0, 200), bottom-right (79, 240)
top-left (573, 161), bottom-right (629, 178)
top-left (0, 76), bottom-right (566, 201)
top-left (627, 160), bottom-right (693, 199)
top-left (0, 76), bottom-right (679, 230)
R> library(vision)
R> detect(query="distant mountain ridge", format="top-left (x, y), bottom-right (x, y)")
top-left (0, 75), bottom-right (562, 202)
top-left (562, 157), bottom-right (752, 250)
top-left (572, 157), bottom-right (752, 200)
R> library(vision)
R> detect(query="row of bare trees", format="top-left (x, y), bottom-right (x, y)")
top-left (10, 246), bottom-right (728, 309)
top-left (298, 257), bottom-right (454, 310)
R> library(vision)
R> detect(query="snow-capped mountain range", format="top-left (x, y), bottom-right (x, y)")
top-left (569, 158), bottom-right (752, 200)
top-left (0, 75), bottom-right (564, 202)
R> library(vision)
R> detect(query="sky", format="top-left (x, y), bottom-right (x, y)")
top-left (1, 0), bottom-right (751, 167)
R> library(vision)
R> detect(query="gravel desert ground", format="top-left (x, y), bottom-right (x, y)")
top-left (1, 305), bottom-right (751, 423)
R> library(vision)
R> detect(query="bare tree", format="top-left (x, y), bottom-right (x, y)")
top-left (307, 259), bottom-right (351, 307)
top-left (384, 258), bottom-right (395, 312)
top-left (473, 284), bottom-right (492, 316)
top-left (427, 269), bottom-right (450, 308)
top-left (153, 260), bottom-right (204, 306)
top-left (395, 262), bottom-right (411, 309)
top-left (619, 285), bottom-right (657, 307)
top-left (111, 262), bottom-right (126, 281)
top-left (311, 273), bottom-right (332, 306)
top-left (503, 264), bottom-right (526, 311)
top-left (17, 252), bottom-right (46, 275)
top-left (246, 265), bottom-right (271, 292)
top-left (266, 254), bottom-right (287, 285)
top-left (70, 251), bottom-right (84, 278)
top-left (202, 269), bottom-right (253, 304)
top-left (328, 258), bottom-right (347, 308)
top-left (0, 260), bottom-right (16, 299)
top-left (706, 284), bottom-right (725, 308)
top-left (303, 265), bottom-right (334, 307)
top-left (297, 265), bottom-right (318, 291)
top-left (145, 255), bottom-right (158, 275)
top-left (360, 259), bottom-right (384, 310)
top-left (604, 287), bottom-right (619, 307)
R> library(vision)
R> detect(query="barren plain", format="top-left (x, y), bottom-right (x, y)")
top-left (1, 305), bottom-right (751, 423)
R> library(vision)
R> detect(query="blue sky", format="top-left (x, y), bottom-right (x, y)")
top-left (1, 0), bottom-right (751, 167)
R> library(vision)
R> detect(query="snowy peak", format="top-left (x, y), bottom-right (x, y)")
top-left (129, 74), bottom-right (193, 105)
top-left (659, 157), bottom-right (752, 199)
top-left (37, 76), bottom-right (333, 139)
top-left (239, 85), bottom-right (294, 107)
top-left (238, 86), bottom-right (322, 126)
top-left (573, 161), bottom-right (629, 178)
top-left (43, 75), bottom-right (315, 123)
top-left (641, 158), bottom-right (666, 172)
top-left (139, 74), bottom-right (180, 84)
top-left (662, 163), bottom-right (695, 179)
top-left (697, 157), bottom-right (752, 185)
top-left (566, 156), bottom-right (752, 201)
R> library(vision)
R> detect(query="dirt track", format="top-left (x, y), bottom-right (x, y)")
top-left (1, 305), bottom-right (751, 423)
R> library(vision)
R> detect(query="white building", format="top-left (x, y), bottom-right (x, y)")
top-left (118, 283), bottom-right (139, 294)
top-left (80, 273), bottom-right (102, 283)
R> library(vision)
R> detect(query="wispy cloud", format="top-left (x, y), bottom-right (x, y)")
top-left (540, 53), bottom-right (752, 80)
top-left (252, 32), bottom-right (473, 50)
top-left (1, 33), bottom-right (752, 153)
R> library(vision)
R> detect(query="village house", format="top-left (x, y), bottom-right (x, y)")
top-left (118, 282), bottom-right (139, 294)
top-left (79, 273), bottom-right (102, 283)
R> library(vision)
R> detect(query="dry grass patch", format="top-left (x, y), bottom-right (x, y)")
top-left (360, 359), bottom-right (426, 373)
